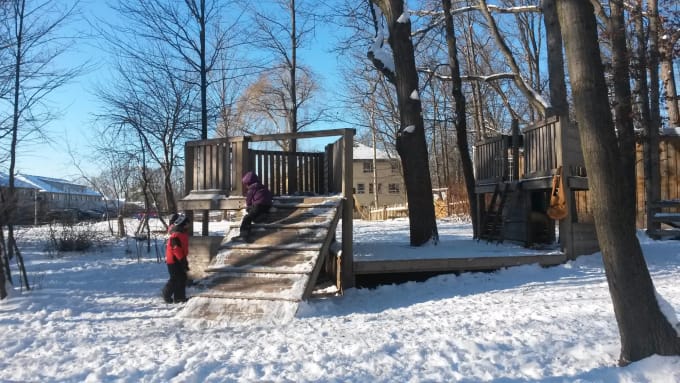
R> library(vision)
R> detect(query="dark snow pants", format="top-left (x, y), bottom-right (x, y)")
top-left (239, 204), bottom-right (271, 236)
top-left (162, 262), bottom-right (187, 303)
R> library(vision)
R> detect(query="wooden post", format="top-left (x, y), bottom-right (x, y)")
top-left (184, 143), bottom-right (194, 197)
top-left (341, 128), bottom-right (354, 289)
top-left (556, 117), bottom-right (577, 259)
top-left (511, 119), bottom-right (520, 181)
top-left (232, 137), bottom-right (250, 197)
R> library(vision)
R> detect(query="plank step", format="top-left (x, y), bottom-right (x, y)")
top-left (207, 248), bottom-right (319, 274)
top-left (178, 296), bottom-right (299, 324)
top-left (195, 272), bottom-right (307, 301)
top-left (220, 227), bottom-right (327, 249)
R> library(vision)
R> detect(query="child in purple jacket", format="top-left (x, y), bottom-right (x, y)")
top-left (238, 171), bottom-right (273, 241)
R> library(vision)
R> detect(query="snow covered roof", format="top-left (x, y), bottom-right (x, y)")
top-left (0, 172), bottom-right (101, 196)
top-left (0, 172), bottom-right (36, 189)
top-left (353, 142), bottom-right (392, 160)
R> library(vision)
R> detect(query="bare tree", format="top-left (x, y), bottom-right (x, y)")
top-left (556, 0), bottom-right (680, 364)
top-left (236, 67), bottom-right (323, 148)
top-left (0, 0), bottom-right (84, 293)
top-left (96, 51), bottom-right (198, 215)
top-left (368, 0), bottom-right (438, 245)
top-left (439, 0), bottom-right (478, 235)
top-left (246, 0), bottom-right (326, 192)
top-left (103, 0), bottom-right (235, 141)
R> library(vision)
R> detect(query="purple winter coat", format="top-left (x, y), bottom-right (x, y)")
top-left (242, 171), bottom-right (273, 207)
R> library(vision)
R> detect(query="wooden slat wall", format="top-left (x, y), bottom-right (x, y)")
top-left (522, 119), bottom-right (558, 177)
top-left (473, 135), bottom-right (508, 183)
top-left (636, 136), bottom-right (680, 227)
top-left (187, 140), bottom-right (231, 193)
top-left (250, 150), bottom-right (325, 195)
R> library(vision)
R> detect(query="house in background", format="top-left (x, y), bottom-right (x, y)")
top-left (352, 142), bottom-right (406, 210)
top-left (0, 173), bottom-right (104, 224)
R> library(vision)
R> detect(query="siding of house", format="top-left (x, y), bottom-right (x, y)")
top-left (0, 173), bottom-right (104, 224)
top-left (351, 143), bottom-right (406, 209)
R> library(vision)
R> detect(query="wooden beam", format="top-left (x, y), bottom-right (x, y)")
top-left (341, 129), bottom-right (354, 289)
top-left (354, 254), bottom-right (567, 274)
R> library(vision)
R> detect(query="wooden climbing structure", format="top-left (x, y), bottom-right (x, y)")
top-left (474, 116), bottom-right (597, 258)
top-left (177, 129), bottom-right (354, 321)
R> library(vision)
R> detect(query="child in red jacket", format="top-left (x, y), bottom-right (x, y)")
top-left (162, 213), bottom-right (190, 303)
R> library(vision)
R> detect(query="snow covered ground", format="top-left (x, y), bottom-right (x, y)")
top-left (1, 217), bottom-right (680, 382)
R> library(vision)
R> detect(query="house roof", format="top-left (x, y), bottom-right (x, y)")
top-left (353, 142), bottom-right (392, 160)
top-left (0, 173), bottom-right (101, 196)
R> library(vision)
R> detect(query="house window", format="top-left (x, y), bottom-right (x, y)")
top-left (357, 183), bottom-right (365, 194)
top-left (363, 161), bottom-right (373, 173)
top-left (369, 183), bottom-right (382, 194)
top-left (391, 161), bottom-right (399, 173)
top-left (389, 183), bottom-right (400, 194)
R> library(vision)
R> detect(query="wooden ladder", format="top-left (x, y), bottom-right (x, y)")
top-left (481, 183), bottom-right (509, 243)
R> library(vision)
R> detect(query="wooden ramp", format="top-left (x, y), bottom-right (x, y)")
top-left (180, 196), bottom-right (343, 324)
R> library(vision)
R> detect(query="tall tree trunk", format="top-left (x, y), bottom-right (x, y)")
top-left (370, 0), bottom-right (437, 245)
top-left (442, 0), bottom-right (478, 237)
top-left (556, 0), bottom-right (680, 364)
top-left (542, 0), bottom-right (568, 117)
top-left (633, 1), bottom-right (662, 234)
top-left (660, 36), bottom-right (679, 127)
top-left (608, 0), bottom-right (637, 208)
top-left (0, 239), bottom-right (6, 299)
top-left (465, 24), bottom-right (484, 139)
top-left (286, 0), bottom-right (299, 194)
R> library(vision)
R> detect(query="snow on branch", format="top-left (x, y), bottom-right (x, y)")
top-left (447, 4), bottom-right (541, 16)
top-left (367, 4), bottom-right (396, 84)
top-left (418, 67), bottom-right (515, 83)
top-left (397, 10), bottom-right (410, 24)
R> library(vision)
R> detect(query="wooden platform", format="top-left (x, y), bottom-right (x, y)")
top-left (354, 253), bottom-right (567, 275)
top-left (181, 196), bottom-right (343, 323)
top-left (649, 200), bottom-right (680, 239)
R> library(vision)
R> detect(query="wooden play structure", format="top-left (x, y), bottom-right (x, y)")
top-left (473, 116), bottom-right (598, 259)
top-left (177, 129), bottom-right (354, 321)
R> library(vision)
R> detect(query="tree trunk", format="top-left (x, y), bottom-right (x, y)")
top-left (0, 228), bottom-right (8, 299)
top-left (633, 1), bottom-right (662, 234)
top-left (556, 0), bottom-right (680, 364)
top-left (371, 0), bottom-right (437, 245)
top-left (608, 0), bottom-right (637, 207)
top-left (442, 0), bottom-right (478, 238)
top-left (660, 37), bottom-right (679, 127)
top-left (542, 0), bottom-right (569, 118)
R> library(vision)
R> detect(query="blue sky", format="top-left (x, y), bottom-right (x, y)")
top-left (15, 0), bottom-right (346, 180)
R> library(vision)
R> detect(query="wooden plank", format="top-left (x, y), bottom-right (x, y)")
top-left (207, 249), bottom-right (320, 274)
top-left (342, 129), bottom-right (354, 288)
top-left (302, 202), bottom-right (343, 299)
top-left (181, 297), bottom-right (299, 322)
top-left (199, 272), bottom-right (306, 301)
top-left (354, 254), bottom-right (567, 275)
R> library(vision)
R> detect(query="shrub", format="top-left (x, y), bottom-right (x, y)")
top-left (47, 222), bottom-right (105, 253)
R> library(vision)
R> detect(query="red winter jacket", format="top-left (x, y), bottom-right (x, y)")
top-left (165, 228), bottom-right (189, 265)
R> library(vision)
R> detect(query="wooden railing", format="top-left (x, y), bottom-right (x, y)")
top-left (522, 117), bottom-right (559, 178)
top-left (184, 130), bottom-right (353, 198)
top-left (474, 135), bottom-right (510, 184)
top-left (185, 138), bottom-right (235, 195)
top-left (250, 150), bottom-right (325, 196)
